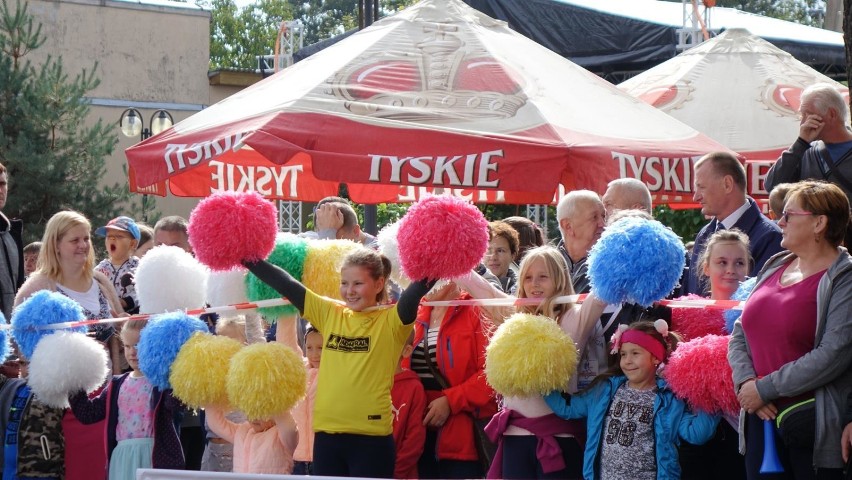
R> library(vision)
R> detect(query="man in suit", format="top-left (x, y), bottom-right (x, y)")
top-left (683, 152), bottom-right (783, 295)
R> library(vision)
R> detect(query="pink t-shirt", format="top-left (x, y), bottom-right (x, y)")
top-left (116, 375), bottom-right (155, 441)
top-left (741, 262), bottom-right (824, 380)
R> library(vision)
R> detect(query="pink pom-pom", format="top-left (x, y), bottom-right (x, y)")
top-left (397, 196), bottom-right (489, 280)
top-left (664, 334), bottom-right (739, 416)
top-left (188, 192), bottom-right (278, 271)
top-left (670, 295), bottom-right (727, 342)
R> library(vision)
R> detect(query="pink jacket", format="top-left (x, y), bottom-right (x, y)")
top-left (292, 364), bottom-right (318, 462)
top-left (205, 406), bottom-right (298, 474)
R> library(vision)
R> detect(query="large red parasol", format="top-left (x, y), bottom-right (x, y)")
top-left (126, 0), bottom-right (735, 205)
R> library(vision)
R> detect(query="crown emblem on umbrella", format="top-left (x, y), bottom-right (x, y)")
top-left (328, 23), bottom-right (528, 123)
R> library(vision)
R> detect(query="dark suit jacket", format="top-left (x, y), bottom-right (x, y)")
top-left (682, 197), bottom-right (783, 296)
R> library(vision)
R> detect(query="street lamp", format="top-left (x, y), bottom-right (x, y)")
top-left (119, 108), bottom-right (174, 222)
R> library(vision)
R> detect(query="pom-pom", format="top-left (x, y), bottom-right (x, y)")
top-left (138, 312), bottom-right (208, 390)
top-left (397, 196), bottom-right (489, 281)
top-left (302, 240), bottom-right (361, 299)
top-left (670, 295), bottom-right (727, 341)
top-left (377, 221), bottom-right (411, 289)
top-left (485, 313), bottom-right (578, 397)
top-left (188, 191), bottom-right (278, 271)
top-left (724, 277), bottom-right (757, 333)
top-left (136, 246), bottom-right (209, 314)
top-left (207, 269), bottom-right (249, 308)
top-left (0, 318), bottom-right (11, 364)
top-left (246, 234), bottom-right (309, 318)
top-left (12, 290), bottom-right (88, 359)
top-left (28, 331), bottom-right (108, 408)
top-left (664, 334), bottom-right (739, 416)
top-left (170, 332), bottom-right (243, 409)
top-left (588, 217), bottom-right (685, 306)
top-left (226, 342), bottom-right (306, 420)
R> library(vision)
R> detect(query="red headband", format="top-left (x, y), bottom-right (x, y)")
top-left (618, 330), bottom-right (666, 362)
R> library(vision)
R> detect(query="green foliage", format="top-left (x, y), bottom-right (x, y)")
top-left (653, 205), bottom-right (706, 243)
top-left (0, 0), bottom-right (136, 243)
top-left (206, 0), bottom-right (294, 70)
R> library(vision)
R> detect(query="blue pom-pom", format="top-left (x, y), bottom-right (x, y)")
top-left (137, 312), bottom-right (208, 390)
top-left (588, 217), bottom-right (685, 307)
top-left (0, 324), bottom-right (10, 364)
top-left (724, 277), bottom-right (757, 333)
top-left (12, 290), bottom-right (88, 359)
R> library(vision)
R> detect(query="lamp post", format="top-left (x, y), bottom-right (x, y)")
top-left (119, 108), bottom-right (174, 222)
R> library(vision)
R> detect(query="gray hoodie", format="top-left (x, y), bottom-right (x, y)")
top-left (728, 248), bottom-right (852, 469)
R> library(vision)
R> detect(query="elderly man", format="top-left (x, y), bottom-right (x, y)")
top-left (303, 196), bottom-right (377, 248)
top-left (555, 190), bottom-right (606, 294)
top-left (601, 178), bottom-right (653, 217)
top-left (684, 152), bottom-right (782, 295)
top-left (766, 83), bottom-right (852, 200)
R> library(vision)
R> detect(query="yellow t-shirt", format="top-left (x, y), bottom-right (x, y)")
top-left (303, 290), bottom-right (413, 436)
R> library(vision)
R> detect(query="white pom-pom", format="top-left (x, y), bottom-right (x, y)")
top-left (377, 221), bottom-right (411, 289)
top-left (654, 319), bottom-right (669, 337)
top-left (207, 268), bottom-right (249, 308)
top-left (28, 331), bottom-right (109, 408)
top-left (136, 246), bottom-right (209, 314)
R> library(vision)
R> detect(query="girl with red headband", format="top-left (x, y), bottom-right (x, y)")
top-left (544, 320), bottom-right (719, 479)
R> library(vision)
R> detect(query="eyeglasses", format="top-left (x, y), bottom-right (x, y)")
top-left (781, 210), bottom-right (815, 223)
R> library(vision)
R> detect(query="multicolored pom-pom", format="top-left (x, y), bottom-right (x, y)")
top-left (246, 234), bottom-right (309, 318)
top-left (302, 240), bottom-right (361, 299)
top-left (28, 331), bottom-right (108, 408)
top-left (136, 246), bottom-right (208, 314)
top-left (138, 312), bottom-right (208, 390)
top-left (397, 195), bottom-right (489, 281)
top-left (664, 334), bottom-right (739, 416)
top-left (588, 217), bottom-right (685, 306)
top-left (188, 191), bottom-right (278, 271)
top-left (724, 277), bottom-right (757, 333)
top-left (486, 313), bottom-right (578, 397)
top-left (12, 290), bottom-right (87, 360)
top-left (226, 341), bottom-right (307, 420)
top-left (377, 221), bottom-right (411, 289)
top-left (170, 332), bottom-right (243, 410)
top-left (670, 295), bottom-right (727, 342)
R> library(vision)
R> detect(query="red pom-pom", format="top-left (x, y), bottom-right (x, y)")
top-left (670, 295), bottom-right (727, 342)
top-left (664, 334), bottom-right (739, 416)
top-left (397, 196), bottom-right (489, 281)
top-left (188, 192), bottom-right (278, 271)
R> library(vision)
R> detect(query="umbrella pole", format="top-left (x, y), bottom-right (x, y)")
top-left (359, 0), bottom-right (379, 235)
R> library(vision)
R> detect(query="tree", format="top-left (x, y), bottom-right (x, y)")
top-left (207, 0), bottom-right (294, 70)
top-left (0, 0), bottom-right (131, 242)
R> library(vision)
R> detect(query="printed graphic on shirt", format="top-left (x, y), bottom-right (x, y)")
top-left (599, 384), bottom-right (657, 480)
top-left (325, 333), bottom-right (371, 353)
top-left (391, 402), bottom-right (407, 421)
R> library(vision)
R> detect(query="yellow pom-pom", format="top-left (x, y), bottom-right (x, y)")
top-left (226, 342), bottom-right (306, 420)
top-left (170, 333), bottom-right (243, 410)
top-left (485, 313), bottom-right (579, 397)
top-left (303, 240), bottom-right (362, 299)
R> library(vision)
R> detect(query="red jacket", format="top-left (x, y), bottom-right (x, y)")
top-left (392, 369), bottom-right (427, 479)
top-left (411, 296), bottom-right (498, 461)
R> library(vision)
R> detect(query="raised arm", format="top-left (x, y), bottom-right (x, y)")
top-left (274, 410), bottom-right (299, 455)
top-left (243, 260), bottom-right (307, 314)
top-left (397, 279), bottom-right (437, 325)
top-left (454, 270), bottom-right (514, 324)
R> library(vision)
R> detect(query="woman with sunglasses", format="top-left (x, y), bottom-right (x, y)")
top-left (728, 180), bottom-right (852, 479)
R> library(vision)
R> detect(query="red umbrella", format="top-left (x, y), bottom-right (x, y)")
top-left (126, 0), bottom-right (734, 205)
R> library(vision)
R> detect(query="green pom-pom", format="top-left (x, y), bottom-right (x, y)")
top-left (486, 313), bottom-right (579, 397)
top-left (246, 234), bottom-right (309, 319)
top-left (170, 333), bottom-right (243, 410)
top-left (226, 342), bottom-right (307, 420)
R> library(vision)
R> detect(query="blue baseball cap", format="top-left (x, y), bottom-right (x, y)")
top-left (95, 216), bottom-right (141, 240)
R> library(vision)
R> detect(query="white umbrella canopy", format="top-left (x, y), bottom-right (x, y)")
top-left (619, 28), bottom-right (849, 161)
top-left (127, 0), bottom-right (733, 205)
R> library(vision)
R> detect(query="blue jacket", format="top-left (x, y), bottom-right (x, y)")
top-left (544, 376), bottom-right (719, 479)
